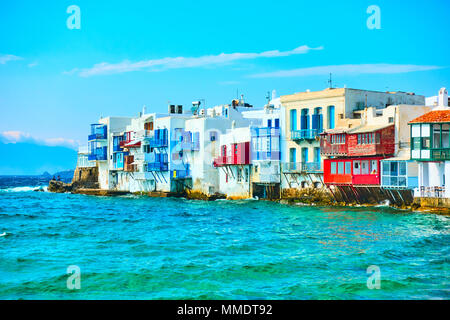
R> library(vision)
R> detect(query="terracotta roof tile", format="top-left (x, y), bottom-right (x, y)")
top-left (409, 110), bottom-right (450, 123)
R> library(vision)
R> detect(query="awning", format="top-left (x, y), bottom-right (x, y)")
top-left (124, 139), bottom-right (142, 148)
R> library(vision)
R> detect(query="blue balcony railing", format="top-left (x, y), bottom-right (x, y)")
top-left (149, 138), bottom-right (167, 148)
top-left (146, 162), bottom-right (169, 171)
top-left (171, 164), bottom-right (190, 179)
top-left (88, 124), bottom-right (107, 141)
top-left (88, 146), bottom-right (107, 161)
top-left (291, 129), bottom-right (319, 140)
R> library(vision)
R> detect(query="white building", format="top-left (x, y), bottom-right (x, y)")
top-left (410, 88), bottom-right (450, 199)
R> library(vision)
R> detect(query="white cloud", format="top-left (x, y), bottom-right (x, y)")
top-left (0, 131), bottom-right (79, 150)
top-left (27, 62), bottom-right (38, 68)
top-left (249, 63), bottom-right (443, 78)
top-left (0, 54), bottom-right (22, 65)
top-left (67, 45), bottom-right (323, 77)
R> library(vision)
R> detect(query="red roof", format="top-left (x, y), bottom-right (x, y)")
top-left (409, 110), bottom-right (450, 124)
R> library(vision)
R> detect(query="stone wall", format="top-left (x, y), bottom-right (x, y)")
top-left (71, 166), bottom-right (99, 189)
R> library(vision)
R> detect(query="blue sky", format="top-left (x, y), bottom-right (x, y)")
top-left (0, 0), bottom-right (449, 147)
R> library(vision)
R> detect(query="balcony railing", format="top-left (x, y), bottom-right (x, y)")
top-left (149, 137), bottom-right (168, 148)
top-left (171, 165), bottom-right (190, 179)
top-left (146, 162), bottom-right (169, 171)
top-left (88, 146), bottom-right (107, 161)
top-left (431, 149), bottom-right (450, 160)
top-left (88, 124), bottom-right (107, 141)
top-left (282, 162), bottom-right (322, 173)
top-left (417, 186), bottom-right (446, 198)
top-left (291, 129), bottom-right (319, 140)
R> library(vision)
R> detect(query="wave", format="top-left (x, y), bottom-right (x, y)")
top-left (0, 186), bottom-right (48, 193)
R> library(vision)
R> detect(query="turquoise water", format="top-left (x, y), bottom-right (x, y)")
top-left (0, 185), bottom-right (449, 299)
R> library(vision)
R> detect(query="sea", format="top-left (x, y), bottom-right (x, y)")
top-left (0, 176), bottom-right (448, 299)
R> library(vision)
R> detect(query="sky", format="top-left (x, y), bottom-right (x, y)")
top-left (0, 0), bottom-right (449, 148)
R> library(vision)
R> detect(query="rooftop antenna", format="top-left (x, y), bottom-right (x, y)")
top-left (266, 91), bottom-right (271, 104)
top-left (328, 73), bottom-right (333, 89)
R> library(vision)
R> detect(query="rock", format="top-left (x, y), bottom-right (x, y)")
top-left (48, 180), bottom-right (72, 193)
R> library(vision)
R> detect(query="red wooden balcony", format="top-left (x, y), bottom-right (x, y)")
top-left (213, 142), bottom-right (251, 166)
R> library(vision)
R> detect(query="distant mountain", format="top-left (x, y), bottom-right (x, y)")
top-left (0, 141), bottom-right (77, 175)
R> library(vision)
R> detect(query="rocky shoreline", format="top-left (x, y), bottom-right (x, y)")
top-left (47, 167), bottom-right (450, 214)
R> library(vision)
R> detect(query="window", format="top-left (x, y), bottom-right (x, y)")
top-left (244, 168), bottom-right (249, 182)
top-left (443, 124), bottom-right (450, 148)
top-left (383, 161), bottom-right (389, 176)
top-left (388, 117), bottom-right (394, 123)
top-left (338, 162), bottom-right (344, 174)
top-left (268, 119), bottom-right (272, 128)
top-left (433, 124), bottom-right (441, 148)
top-left (345, 162), bottom-right (351, 174)
top-left (412, 124), bottom-right (421, 137)
top-left (371, 160), bottom-right (378, 174)
top-left (412, 137), bottom-right (421, 150)
top-left (361, 161), bottom-right (369, 174)
top-left (399, 161), bottom-right (406, 176)
top-left (353, 161), bottom-right (361, 175)
top-left (237, 168), bottom-right (242, 182)
top-left (331, 162), bottom-right (337, 174)
top-left (275, 119), bottom-right (280, 128)
top-left (421, 137), bottom-right (430, 149)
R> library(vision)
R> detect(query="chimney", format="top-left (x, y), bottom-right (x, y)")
top-left (439, 88), bottom-right (448, 107)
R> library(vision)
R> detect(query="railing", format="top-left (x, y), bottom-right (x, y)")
top-left (281, 162), bottom-right (321, 173)
top-left (418, 186), bottom-right (446, 198)
top-left (149, 137), bottom-right (168, 148)
top-left (135, 130), bottom-right (152, 139)
top-left (146, 162), bottom-right (168, 171)
top-left (291, 129), bottom-right (319, 140)
top-left (302, 162), bottom-right (322, 172)
top-left (88, 146), bottom-right (107, 161)
top-left (134, 153), bottom-right (153, 162)
top-left (431, 149), bottom-right (450, 160)
top-left (88, 133), bottom-right (107, 141)
top-left (89, 124), bottom-right (107, 141)
top-left (171, 165), bottom-right (190, 179)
